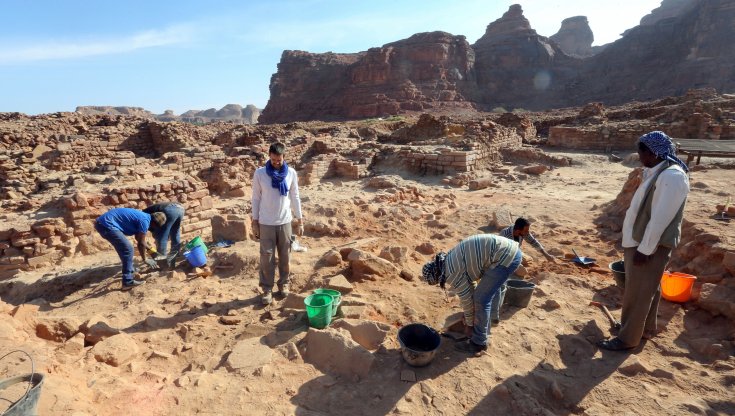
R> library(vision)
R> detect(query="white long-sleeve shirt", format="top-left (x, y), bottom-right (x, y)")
top-left (251, 166), bottom-right (302, 226)
top-left (622, 161), bottom-right (689, 255)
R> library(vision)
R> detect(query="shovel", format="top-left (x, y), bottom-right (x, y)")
top-left (571, 248), bottom-right (596, 266)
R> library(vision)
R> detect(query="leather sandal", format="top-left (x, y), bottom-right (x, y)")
top-left (596, 337), bottom-right (635, 351)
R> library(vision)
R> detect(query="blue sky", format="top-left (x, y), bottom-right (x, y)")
top-left (1, 0), bottom-right (662, 115)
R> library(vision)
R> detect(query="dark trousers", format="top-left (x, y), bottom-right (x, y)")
top-left (619, 246), bottom-right (672, 347)
top-left (258, 223), bottom-right (292, 292)
top-left (95, 222), bottom-right (135, 284)
top-left (152, 204), bottom-right (184, 255)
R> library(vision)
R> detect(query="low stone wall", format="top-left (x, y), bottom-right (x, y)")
top-left (400, 148), bottom-right (479, 174)
top-left (0, 176), bottom-right (215, 280)
top-left (548, 125), bottom-right (652, 151)
top-left (300, 156), bottom-right (370, 185)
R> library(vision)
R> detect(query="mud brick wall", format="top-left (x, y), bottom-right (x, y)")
top-left (100, 179), bottom-right (215, 241)
top-left (0, 178), bottom-right (215, 280)
top-left (300, 159), bottom-right (330, 186)
top-left (548, 126), bottom-right (652, 151)
top-left (400, 149), bottom-right (481, 174)
top-left (300, 156), bottom-right (368, 185)
top-left (161, 146), bottom-right (227, 178)
top-left (330, 159), bottom-right (369, 180)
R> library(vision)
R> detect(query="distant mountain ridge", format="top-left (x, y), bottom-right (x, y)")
top-left (75, 104), bottom-right (260, 124)
top-left (260, 0), bottom-right (735, 123)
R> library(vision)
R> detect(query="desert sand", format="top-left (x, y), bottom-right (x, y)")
top-left (1, 148), bottom-right (734, 415)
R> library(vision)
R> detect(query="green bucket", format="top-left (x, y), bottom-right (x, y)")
top-left (185, 236), bottom-right (208, 254)
top-left (304, 294), bottom-right (333, 329)
top-left (313, 288), bottom-right (341, 317)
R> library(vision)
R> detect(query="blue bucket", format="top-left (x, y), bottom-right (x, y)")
top-left (183, 245), bottom-right (207, 267)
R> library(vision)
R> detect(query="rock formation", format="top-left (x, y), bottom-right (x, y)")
top-left (77, 104), bottom-right (261, 124)
top-left (549, 16), bottom-right (595, 58)
top-left (260, 32), bottom-right (476, 123)
top-left (639, 0), bottom-right (698, 26)
top-left (471, 5), bottom-right (579, 111)
top-left (261, 1), bottom-right (735, 123)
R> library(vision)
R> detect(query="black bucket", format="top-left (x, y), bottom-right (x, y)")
top-left (398, 323), bottom-right (441, 367)
top-left (504, 279), bottom-right (536, 308)
top-left (609, 260), bottom-right (625, 288)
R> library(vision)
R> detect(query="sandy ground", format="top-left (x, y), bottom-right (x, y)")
top-left (1, 150), bottom-right (734, 415)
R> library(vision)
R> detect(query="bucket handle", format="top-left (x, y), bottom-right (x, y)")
top-left (0, 350), bottom-right (35, 410)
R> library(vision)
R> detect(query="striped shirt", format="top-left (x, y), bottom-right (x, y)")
top-left (443, 234), bottom-right (521, 324)
top-left (499, 225), bottom-right (545, 252)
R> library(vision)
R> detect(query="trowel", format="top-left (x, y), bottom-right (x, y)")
top-left (571, 248), bottom-right (596, 266)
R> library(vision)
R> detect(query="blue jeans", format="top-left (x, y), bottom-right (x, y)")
top-left (95, 222), bottom-right (135, 284)
top-left (471, 250), bottom-right (522, 346)
top-left (489, 282), bottom-right (507, 322)
top-left (152, 204), bottom-right (184, 255)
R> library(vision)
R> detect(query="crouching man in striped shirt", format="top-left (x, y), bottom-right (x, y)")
top-left (422, 234), bottom-right (522, 355)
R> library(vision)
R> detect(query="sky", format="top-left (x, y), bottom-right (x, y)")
top-left (0, 0), bottom-right (663, 115)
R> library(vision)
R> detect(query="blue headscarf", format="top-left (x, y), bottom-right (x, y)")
top-left (639, 131), bottom-right (689, 173)
top-left (265, 160), bottom-right (289, 196)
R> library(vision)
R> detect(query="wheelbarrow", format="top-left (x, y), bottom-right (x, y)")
top-left (571, 248), bottom-right (596, 266)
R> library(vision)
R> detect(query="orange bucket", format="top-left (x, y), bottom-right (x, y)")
top-left (660, 271), bottom-right (696, 302)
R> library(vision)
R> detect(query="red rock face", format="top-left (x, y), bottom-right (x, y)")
top-left (261, 1), bottom-right (735, 123)
top-left (549, 16), bottom-right (595, 58)
top-left (260, 32), bottom-right (476, 123)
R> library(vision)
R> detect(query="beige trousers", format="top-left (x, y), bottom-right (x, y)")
top-left (258, 223), bottom-right (292, 292)
top-left (619, 246), bottom-right (672, 347)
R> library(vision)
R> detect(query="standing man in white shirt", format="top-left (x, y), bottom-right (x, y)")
top-left (251, 142), bottom-right (304, 305)
top-left (598, 131), bottom-right (689, 351)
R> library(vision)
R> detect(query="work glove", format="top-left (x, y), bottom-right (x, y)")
top-left (296, 223), bottom-right (304, 237)
top-left (252, 220), bottom-right (260, 239)
top-left (144, 258), bottom-right (159, 270)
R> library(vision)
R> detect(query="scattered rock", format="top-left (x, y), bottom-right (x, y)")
top-left (174, 375), bottom-right (191, 387)
top-left (93, 334), bottom-right (140, 367)
top-left (348, 249), bottom-right (400, 281)
top-left (83, 321), bottom-right (121, 345)
top-left (219, 316), bottom-right (242, 325)
top-left (340, 305), bottom-right (367, 319)
top-left (379, 246), bottom-right (408, 264)
top-left (400, 269), bottom-right (417, 281)
top-left (401, 370), bottom-right (416, 382)
top-left (36, 317), bottom-right (82, 342)
top-left (300, 328), bottom-right (374, 379)
top-left (618, 355), bottom-right (651, 376)
top-left (415, 242), bottom-right (437, 255)
top-left (328, 274), bottom-right (354, 293)
top-left (225, 337), bottom-right (273, 374)
top-left (320, 249), bottom-right (343, 267)
top-left (542, 299), bottom-right (561, 311)
top-left (332, 319), bottom-right (391, 350)
top-left (522, 165), bottom-right (548, 175)
top-left (697, 283), bottom-right (735, 320)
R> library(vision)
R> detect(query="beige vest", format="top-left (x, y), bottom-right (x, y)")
top-left (632, 162), bottom-right (686, 249)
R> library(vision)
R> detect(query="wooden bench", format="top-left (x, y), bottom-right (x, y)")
top-left (673, 138), bottom-right (735, 166)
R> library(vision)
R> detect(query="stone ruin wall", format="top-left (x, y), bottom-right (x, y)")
top-left (0, 112), bottom-right (530, 280)
top-left (394, 122), bottom-right (522, 174)
top-left (547, 95), bottom-right (735, 151)
top-left (0, 176), bottom-right (216, 280)
top-left (300, 139), bottom-right (372, 185)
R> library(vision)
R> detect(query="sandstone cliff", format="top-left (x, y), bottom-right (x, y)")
top-left (261, 1), bottom-right (735, 122)
top-left (550, 16), bottom-right (595, 58)
top-left (260, 32), bottom-right (476, 123)
top-left (77, 104), bottom-right (260, 124)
